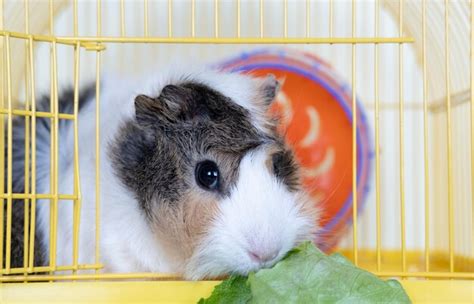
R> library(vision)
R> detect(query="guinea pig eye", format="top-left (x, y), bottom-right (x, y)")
top-left (195, 160), bottom-right (220, 191)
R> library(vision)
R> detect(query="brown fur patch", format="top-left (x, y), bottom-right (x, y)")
top-left (151, 191), bottom-right (220, 267)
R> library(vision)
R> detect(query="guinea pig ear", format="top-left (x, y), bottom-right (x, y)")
top-left (159, 84), bottom-right (209, 121)
top-left (134, 94), bottom-right (160, 124)
top-left (135, 84), bottom-right (210, 126)
top-left (258, 74), bottom-right (282, 106)
top-left (134, 84), bottom-right (195, 126)
top-left (158, 84), bottom-right (191, 114)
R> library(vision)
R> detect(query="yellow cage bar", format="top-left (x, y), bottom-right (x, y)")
top-left (0, 0), bottom-right (473, 303)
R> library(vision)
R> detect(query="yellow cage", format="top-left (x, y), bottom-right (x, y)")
top-left (0, 0), bottom-right (473, 303)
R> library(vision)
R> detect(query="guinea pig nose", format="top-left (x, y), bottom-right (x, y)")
top-left (248, 249), bottom-right (279, 263)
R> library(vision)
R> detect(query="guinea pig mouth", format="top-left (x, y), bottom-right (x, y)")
top-left (250, 260), bottom-right (278, 273)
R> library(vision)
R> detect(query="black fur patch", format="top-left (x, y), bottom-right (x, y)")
top-left (4, 85), bottom-right (95, 269)
top-left (272, 148), bottom-right (300, 192)
top-left (110, 82), bottom-right (266, 220)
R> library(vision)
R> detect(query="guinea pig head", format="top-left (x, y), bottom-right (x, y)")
top-left (110, 72), bottom-right (318, 280)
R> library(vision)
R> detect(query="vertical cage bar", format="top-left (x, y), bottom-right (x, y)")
top-left (215, 0), bottom-right (219, 38)
top-left (95, 51), bottom-right (101, 272)
top-left (72, 42), bottom-right (81, 272)
top-left (49, 40), bottom-right (59, 272)
top-left (27, 36), bottom-right (37, 272)
top-left (351, 0), bottom-right (358, 266)
top-left (471, 0), bottom-right (474, 264)
top-left (97, 0), bottom-right (101, 38)
top-left (73, 0), bottom-right (78, 36)
top-left (0, 0), bottom-right (5, 273)
top-left (23, 0), bottom-right (31, 272)
top-left (120, 0), bottom-right (125, 37)
top-left (306, 0), bottom-right (309, 38)
top-left (191, 0), bottom-right (195, 37)
top-left (422, 0), bottom-right (430, 272)
top-left (260, 0), bottom-right (263, 38)
top-left (4, 34), bottom-right (13, 273)
top-left (96, 0), bottom-right (102, 272)
top-left (49, 0), bottom-right (54, 35)
top-left (24, 0), bottom-right (29, 33)
top-left (144, 0), bottom-right (148, 37)
top-left (329, 0), bottom-right (333, 37)
top-left (398, 0), bottom-right (407, 273)
top-left (444, 0), bottom-right (454, 273)
top-left (374, 0), bottom-right (381, 272)
top-left (284, 0), bottom-right (288, 38)
top-left (237, 0), bottom-right (241, 38)
top-left (168, 0), bottom-right (172, 38)
top-left (48, 3), bottom-right (55, 271)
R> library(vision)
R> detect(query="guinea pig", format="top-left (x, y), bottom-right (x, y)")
top-left (7, 67), bottom-right (319, 280)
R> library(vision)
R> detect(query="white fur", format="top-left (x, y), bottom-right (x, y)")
top-left (36, 67), bottom-right (315, 278)
top-left (186, 149), bottom-right (315, 279)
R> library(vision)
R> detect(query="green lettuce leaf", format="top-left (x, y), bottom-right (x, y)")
top-left (199, 242), bottom-right (411, 304)
top-left (248, 242), bottom-right (411, 303)
top-left (198, 275), bottom-right (251, 304)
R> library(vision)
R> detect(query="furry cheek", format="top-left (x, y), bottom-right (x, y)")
top-left (184, 150), bottom-right (318, 280)
top-left (149, 192), bottom-right (221, 272)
